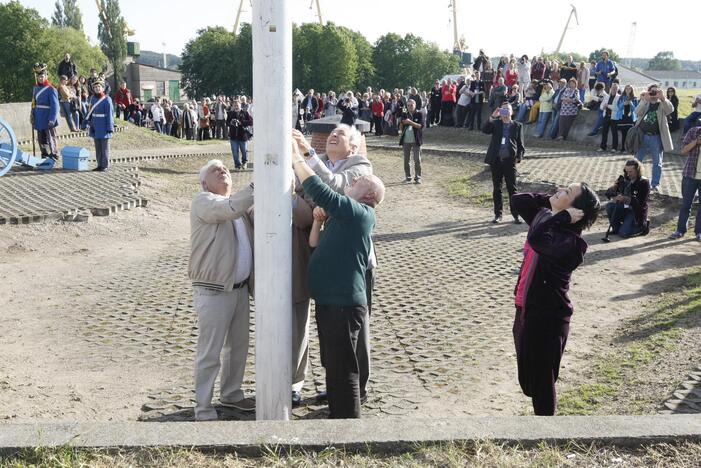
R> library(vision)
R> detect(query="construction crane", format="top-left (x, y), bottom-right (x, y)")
top-left (310, 0), bottom-right (323, 26)
top-left (625, 22), bottom-right (637, 67)
top-left (554, 4), bottom-right (579, 54)
top-left (449, 0), bottom-right (461, 52)
top-left (94, 0), bottom-right (135, 39)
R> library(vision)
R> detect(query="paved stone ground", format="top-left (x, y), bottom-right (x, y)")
top-left (0, 166), bottom-right (144, 224)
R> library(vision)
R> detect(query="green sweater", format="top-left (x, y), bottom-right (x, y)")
top-left (303, 175), bottom-right (375, 306)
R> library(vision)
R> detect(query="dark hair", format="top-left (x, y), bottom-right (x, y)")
top-left (625, 159), bottom-right (644, 178)
top-left (571, 182), bottom-right (600, 231)
top-left (594, 82), bottom-right (605, 91)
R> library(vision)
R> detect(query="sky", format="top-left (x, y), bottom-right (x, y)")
top-left (10, 0), bottom-right (701, 63)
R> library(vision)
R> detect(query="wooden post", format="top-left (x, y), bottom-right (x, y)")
top-left (252, 0), bottom-right (293, 420)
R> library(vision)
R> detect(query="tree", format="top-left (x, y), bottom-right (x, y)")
top-left (543, 52), bottom-right (587, 64)
top-left (647, 51), bottom-right (681, 71)
top-left (588, 48), bottom-right (621, 63)
top-left (97, 0), bottom-right (127, 89)
top-left (180, 26), bottom-right (236, 98)
top-left (336, 25), bottom-right (375, 90)
top-left (51, 0), bottom-right (63, 27)
top-left (62, 0), bottom-right (83, 32)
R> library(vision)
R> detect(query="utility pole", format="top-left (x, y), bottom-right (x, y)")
top-left (555, 4), bottom-right (579, 55)
top-left (252, 0), bottom-right (293, 421)
top-left (161, 42), bottom-right (167, 68)
top-left (234, 0), bottom-right (245, 36)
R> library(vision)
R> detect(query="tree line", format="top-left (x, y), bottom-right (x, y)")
top-left (180, 22), bottom-right (460, 99)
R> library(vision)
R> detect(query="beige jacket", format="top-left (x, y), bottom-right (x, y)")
top-left (636, 99), bottom-right (675, 152)
top-left (188, 185), bottom-right (254, 292)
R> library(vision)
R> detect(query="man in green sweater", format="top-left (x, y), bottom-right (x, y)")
top-left (291, 140), bottom-right (385, 419)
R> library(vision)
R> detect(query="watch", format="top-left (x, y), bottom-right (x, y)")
top-left (304, 147), bottom-right (316, 159)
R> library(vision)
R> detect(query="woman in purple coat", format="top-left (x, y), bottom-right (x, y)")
top-left (510, 184), bottom-right (600, 415)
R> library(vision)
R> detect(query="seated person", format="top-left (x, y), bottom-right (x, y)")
top-left (604, 159), bottom-right (650, 238)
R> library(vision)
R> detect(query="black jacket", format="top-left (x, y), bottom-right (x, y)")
top-left (301, 96), bottom-right (319, 114)
top-left (610, 175), bottom-right (650, 226)
top-left (429, 87), bottom-right (442, 105)
top-left (338, 99), bottom-right (357, 126)
top-left (483, 119), bottom-right (525, 165)
top-left (227, 110), bottom-right (253, 141)
top-left (58, 60), bottom-right (77, 79)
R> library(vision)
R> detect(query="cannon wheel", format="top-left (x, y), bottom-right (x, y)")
top-left (0, 117), bottom-right (18, 177)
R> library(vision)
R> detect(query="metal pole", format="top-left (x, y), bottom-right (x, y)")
top-left (315, 0), bottom-right (323, 25)
top-left (452, 0), bottom-right (459, 51)
top-left (252, 0), bottom-right (293, 421)
top-left (234, 0), bottom-right (245, 36)
top-left (555, 8), bottom-right (574, 54)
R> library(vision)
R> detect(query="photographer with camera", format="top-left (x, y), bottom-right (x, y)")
top-left (483, 102), bottom-right (525, 224)
top-left (338, 94), bottom-right (357, 126)
top-left (399, 99), bottom-right (424, 184)
top-left (227, 100), bottom-right (253, 170)
top-left (635, 84), bottom-right (675, 192)
top-left (604, 160), bottom-right (650, 239)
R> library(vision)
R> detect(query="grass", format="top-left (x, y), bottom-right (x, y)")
top-left (558, 269), bottom-right (701, 415)
top-left (3, 441), bottom-right (701, 467)
top-left (674, 88), bottom-right (700, 118)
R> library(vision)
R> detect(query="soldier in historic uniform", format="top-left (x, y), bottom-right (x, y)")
top-left (83, 78), bottom-right (114, 171)
top-left (30, 63), bottom-right (60, 160)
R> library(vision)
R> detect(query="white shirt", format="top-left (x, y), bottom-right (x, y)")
top-left (232, 218), bottom-right (252, 284)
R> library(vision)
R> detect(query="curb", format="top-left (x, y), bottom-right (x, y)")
top-left (0, 415), bottom-right (699, 454)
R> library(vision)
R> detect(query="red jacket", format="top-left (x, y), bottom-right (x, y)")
top-left (115, 88), bottom-right (133, 108)
top-left (441, 84), bottom-right (456, 103)
top-left (371, 101), bottom-right (384, 117)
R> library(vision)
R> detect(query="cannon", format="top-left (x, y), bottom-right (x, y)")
top-left (0, 117), bottom-right (55, 177)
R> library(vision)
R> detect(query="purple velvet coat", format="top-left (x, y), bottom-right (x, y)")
top-left (511, 193), bottom-right (588, 322)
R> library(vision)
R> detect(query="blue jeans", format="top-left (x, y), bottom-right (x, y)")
top-left (154, 121), bottom-right (163, 133)
top-left (549, 110), bottom-right (560, 139)
top-left (164, 123), bottom-right (172, 136)
top-left (516, 104), bottom-right (530, 123)
top-left (578, 88), bottom-right (586, 102)
top-left (588, 111), bottom-right (604, 135)
top-left (61, 101), bottom-right (77, 130)
top-left (606, 202), bottom-right (639, 238)
top-left (683, 112), bottom-right (701, 136)
top-left (534, 111), bottom-right (551, 137)
top-left (635, 134), bottom-right (663, 187)
top-left (230, 139), bottom-right (248, 168)
top-left (676, 176), bottom-right (701, 234)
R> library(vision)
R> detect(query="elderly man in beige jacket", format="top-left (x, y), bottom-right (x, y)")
top-left (189, 159), bottom-right (255, 420)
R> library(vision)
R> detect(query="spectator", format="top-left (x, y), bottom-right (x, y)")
top-left (97, 72), bottom-right (111, 96)
top-left (548, 79), bottom-right (567, 139)
top-left (189, 160), bottom-right (255, 420)
top-left (604, 159), bottom-right (650, 238)
top-left (617, 85), bottom-right (638, 152)
top-left (164, 100), bottom-right (174, 136)
top-left (666, 87), bottom-right (680, 132)
top-left (533, 81), bottom-right (554, 138)
top-left (669, 124), bottom-right (701, 241)
top-left (114, 82), bottom-right (133, 121)
top-left (489, 77), bottom-right (508, 111)
top-left (181, 103), bottom-right (197, 140)
top-left (227, 100), bottom-right (253, 170)
top-left (516, 80), bottom-right (537, 123)
top-left (511, 185), bottom-right (600, 416)
top-left (586, 82), bottom-right (607, 136)
top-left (151, 98), bottom-right (165, 133)
top-left (69, 75), bottom-right (81, 128)
top-left (170, 101), bottom-right (181, 138)
top-left (505, 60), bottom-right (519, 88)
top-left (440, 79), bottom-right (457, 127)
top-left (301, 89), bottom-right (319, 123)
top-left (214, 96), bottom-right (228, 139)
top-left (338, 95), bottom-right (357, 126)
top-left (77, 75), bottom-right (89, 123)
top-left (456, 76), bottom-right (472, 128)
top-left (87, 68), bottom-right (98, 96)
top-left (466, 72), bottom-right (486, 130)
top-left (198, 98), bottom-right (211, 140)
top-left (635, 84), bottom-right (675, 192)
top-left (683, 93), bottom-right (701, 136)
top-left (483, 102), bottom-right (525, 224)
top-left (599, 82), bottom-right (621, 151)
top-left (325, 91), bottom-right (338, 118)
top-left (399, 99), bottom-right (423, 184)
top-left (58, 53), bottom-right (77, 81)
top-left (428, 80), bottom-right (442, 127)
top-left (517, 55), bottom-right (531, 98)
top-left (58, 75), bottom-right (78, 132)
top-left (358, 92), bottom-right (371, 123)
top-left (474, 49), bottom-right (491, 73)
top-left (576, 62), bottom-right (590, 102)
top-left (506, 84), bottom-right (522, 113)
top-left (594, 51), bottom-right (618, 92)
top-left (560, 56), bottom-right (577, 82)
top-left (408, 87), bottom-right (422, 110)
top-left (588, 61), bottom-right (597, 91)
top-left (371, 95), bottom-right (384, 136)
top-left (549, 61), bottom-right (561, 88)
top-left (556, 78), bottom-right (582, 140)
top-left (530, 56), bottom-right (546, 82)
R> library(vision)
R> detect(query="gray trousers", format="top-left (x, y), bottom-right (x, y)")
top-left (37, 127), bottom-right (58, 157)
top-left (292, 299), bottom-right (310, 392)
top-left (94, 138), bottom-right (110, 169)
top-left (193, 286), bottom-right (250, 421)
top-left (403, 143), bottom-right (422, 180)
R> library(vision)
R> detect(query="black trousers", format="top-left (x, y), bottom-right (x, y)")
top-left (372, 115), bottom-right (383, 136)
top-left (456, 104), bottom-right (469, 127)
top-left (316, 303), bottom-right (367, 419)
top-left (467, 101), bottom-right (483, 130)
top-left (428, 103), bottom-right (441, 126)
top-left (357, 268), bottom-right (374, 398)
top-left (440, 102), bottom-right (454, 126)
top-left (601, 117), bottom-right (619, 150)
top-left (513, 308), bottom-right (570, 416)
top-left (490, 159), bottom-right (518, 218)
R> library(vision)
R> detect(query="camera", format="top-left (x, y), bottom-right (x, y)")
top-left (649, 90), bottom-right (657, 97)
